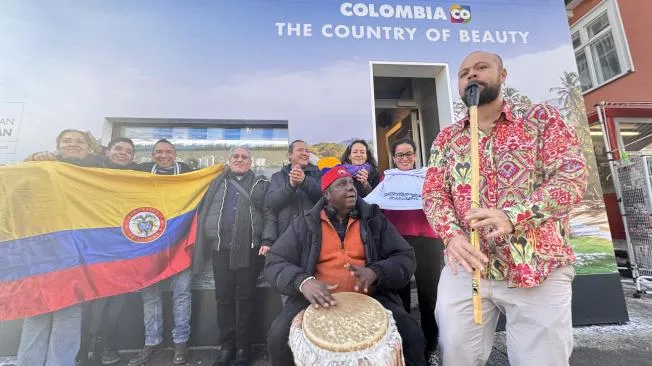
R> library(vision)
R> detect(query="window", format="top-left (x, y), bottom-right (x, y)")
top-left (571, 0), bottom-right (632, 92)
top-left (571, 31), bottom-right (582, 48)
top-left (576, 49), bottom-right (593, 90)
top-left (118, 124), bottom-right (289, 174)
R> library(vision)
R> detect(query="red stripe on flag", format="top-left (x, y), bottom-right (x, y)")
top-left (0, 213), bottom-right (198, 321)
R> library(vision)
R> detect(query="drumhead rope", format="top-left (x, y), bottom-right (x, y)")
top-left (289, 292), bottom-right (404, 365)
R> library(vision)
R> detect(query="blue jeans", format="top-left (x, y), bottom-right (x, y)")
top-left (141, 269), bottom-right (192, 345)
top-left (17, 304), bottom-right (82, 366)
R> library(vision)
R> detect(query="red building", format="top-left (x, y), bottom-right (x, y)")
top-left (567, 0), bottom-right (652, 241)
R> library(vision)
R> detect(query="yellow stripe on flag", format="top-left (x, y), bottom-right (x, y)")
top-left (0, 162), bottom-right (223, 242)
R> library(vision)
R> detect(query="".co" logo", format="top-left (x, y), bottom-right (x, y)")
top-left (450, 4), bottom-right (471, 24)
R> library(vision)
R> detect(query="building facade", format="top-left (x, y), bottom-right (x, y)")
top-left (567, 0), bottom-right (652, 241)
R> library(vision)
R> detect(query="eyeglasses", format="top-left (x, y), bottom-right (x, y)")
top-left (394, 152), bottom-right (415, 159)
top-left (231, 154), bottom-right (251, 161)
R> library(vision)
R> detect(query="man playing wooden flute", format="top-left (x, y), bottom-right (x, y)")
top-left (422, 51), bottom-right (588, 366)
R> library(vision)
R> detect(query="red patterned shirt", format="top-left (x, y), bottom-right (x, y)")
top-left (422, 102), bottom-right (588, 288)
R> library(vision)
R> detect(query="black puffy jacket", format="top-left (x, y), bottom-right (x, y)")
top-left (266, 164), bottom-right (322, 240)
top-left (264, 198), bottom-right (416, 302)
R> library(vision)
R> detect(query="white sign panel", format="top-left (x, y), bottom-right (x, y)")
top-left (0, 102), bottom-right (24, 154)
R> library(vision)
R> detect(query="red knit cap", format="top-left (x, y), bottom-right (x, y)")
top-left (321, 165), bottom-right (351, 191)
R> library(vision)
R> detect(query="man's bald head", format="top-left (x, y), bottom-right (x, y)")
top-left (463, 51), bottom-right (503, 69)
top-left (457, 51), bottom-right (507, 107)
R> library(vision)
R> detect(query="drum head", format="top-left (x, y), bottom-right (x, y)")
top-left (302, 292), bottom-right (389, 353)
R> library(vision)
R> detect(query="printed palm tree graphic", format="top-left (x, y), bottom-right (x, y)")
top-left (549, 71), bottom-right (602, 202)
top-left (502, 86), bottom-right (520, 103)
top-left (503, 86), bottom-right (532, 117)
top-left (550, 72), bottom-right (585, 117)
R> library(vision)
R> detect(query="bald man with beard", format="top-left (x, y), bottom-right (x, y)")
top-left (423, 51), bottom-right (588, 366)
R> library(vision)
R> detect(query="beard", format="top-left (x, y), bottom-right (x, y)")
top-left (462, 80), bottom-right (501, 107)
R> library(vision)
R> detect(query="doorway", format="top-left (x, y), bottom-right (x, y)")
top-left (369, 62), bottom-right (454, 172)
top-left (384, 109), bottom-right (422, 168)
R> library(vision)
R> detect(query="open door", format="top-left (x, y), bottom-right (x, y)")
top-left (384, 110), bottom-right (423, 168)
top-left (370, 62), bottom-right (454, 172)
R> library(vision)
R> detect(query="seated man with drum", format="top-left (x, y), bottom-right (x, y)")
top-left (264, 165), bottom-right (427, 365)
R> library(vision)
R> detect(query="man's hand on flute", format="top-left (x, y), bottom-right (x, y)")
top-left (446, 235), bottom-right (489, 275)
top-left (465, 208), bottom-right (514, 239)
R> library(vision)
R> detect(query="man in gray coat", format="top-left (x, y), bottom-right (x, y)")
top-left (195, 146), bottom-right (276, 366)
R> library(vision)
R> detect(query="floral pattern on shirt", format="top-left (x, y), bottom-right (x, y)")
top-left (422, 102), bottom-right (588, 288)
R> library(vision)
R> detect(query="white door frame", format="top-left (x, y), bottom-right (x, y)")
top-left (368, 61), bottom-right (454, 164)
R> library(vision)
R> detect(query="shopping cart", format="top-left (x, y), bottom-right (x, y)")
top-left (617, 155), bottom-right (652, 298)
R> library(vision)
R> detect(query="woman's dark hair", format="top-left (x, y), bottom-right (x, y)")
top-left (288, 139), bottom-right (307, 153)
top-left (341, 139), bottom-right (377, 169)
top-left (108, 137), bottom-right (135, 151)
top-left (55, 129), bottom-right (92, 148)
top-left (390, 138), bottom-right (417, 156)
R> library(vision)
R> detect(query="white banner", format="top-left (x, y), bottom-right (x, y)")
top-left (0, 102), bottom-right (24, 154)
top-left (364, 168), bottom-right (427, 210)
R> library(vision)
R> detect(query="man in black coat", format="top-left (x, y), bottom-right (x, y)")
top-left (136, 138), bottom-right (193, 175)
top-left (266, 140), bottom-right (322, 238)
top-left (264, 166), bottom-right (426, 365)
top-left (100, 136), bottom-right (138, 170)
top-left (194, 146), bottom-right (276, 366)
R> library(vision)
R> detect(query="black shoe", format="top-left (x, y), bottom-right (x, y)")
top-left (233, 348), bottom-right (250, 366)
top-left (173, 342), bottom-right (189, 365)
top-left (100, 346), bottom-right (121, 365)
top-left (127, 344), bottom-right (163, 366)
top-left (212, 345), bottom-right (234, 366)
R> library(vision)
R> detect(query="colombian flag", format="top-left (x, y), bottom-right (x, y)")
top-left (0, 162), bottom-right (222, 320)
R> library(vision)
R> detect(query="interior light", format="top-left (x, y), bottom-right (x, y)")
top-left (590, 131), bottom-right (640, 136)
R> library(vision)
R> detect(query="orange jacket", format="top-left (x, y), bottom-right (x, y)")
top-left (315, 211), bottom-right (365, 293)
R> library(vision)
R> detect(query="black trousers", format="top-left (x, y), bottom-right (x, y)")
top-left (397, 236), bottom-right (444, 352)
top-left (79, 294), bottom-right (127, 363)
top-left (95, 295), bottom-right (127, 343)
top-left (267, 293), bottom-right (426, 366)
top-left (212, 249), bottom-right (259, 350)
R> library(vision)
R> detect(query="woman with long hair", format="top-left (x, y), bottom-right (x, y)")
top-left (340, 139), bottom-right (380, 198)
top-left (19, 129), bottom-right (100, 366)
top-left (25, 129), bottom-right (105, 165)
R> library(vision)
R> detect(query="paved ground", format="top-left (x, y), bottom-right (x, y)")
top-left (2, 278), bottom-right (651, 366)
